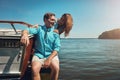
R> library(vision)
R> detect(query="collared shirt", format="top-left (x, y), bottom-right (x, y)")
top-left (26, 25), bottom-right (61, 58)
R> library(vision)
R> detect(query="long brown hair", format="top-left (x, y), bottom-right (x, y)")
top-left (57, 13), bottom-right (73, 37)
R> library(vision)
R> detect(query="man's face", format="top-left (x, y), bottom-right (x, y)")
top-left (45, 15), bottom-right (56, 28)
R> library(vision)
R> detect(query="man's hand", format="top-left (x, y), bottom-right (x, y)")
top-left (20, 30), bottom-right (29, 46)
top-left (43, 59), bottom-right (51, 68)
top-left (43, 51), bottom-right (58, 68)
top-left (31, 24), bottom-right (39, 28)
top-left (54, 29), bottom-right (59, 34)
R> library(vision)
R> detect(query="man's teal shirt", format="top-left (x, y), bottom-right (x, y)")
top-left (26, 25), bottom-right (61, 58)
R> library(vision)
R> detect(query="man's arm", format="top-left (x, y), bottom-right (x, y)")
top-left (21, 25), bottom-right (39, 46)
top-left (44, 50), bottom-right (58, 68)
top-left (44, 34), bottom-right (61, 68)
top-left (20, 30), bottom-right (29, 46)
top-left (48, 50), bottom-right (58, 61)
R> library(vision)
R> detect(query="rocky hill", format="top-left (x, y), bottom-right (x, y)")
top-left (98, 28), bottom-right (120, 39)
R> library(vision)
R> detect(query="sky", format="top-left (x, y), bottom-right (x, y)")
top-left (0, 0), bottom-right (120, 38)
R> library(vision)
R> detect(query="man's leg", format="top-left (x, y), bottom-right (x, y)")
top-left (50, 56), bottom-right (60, 80)
top-left (31, 56), bottom-right (43, 80)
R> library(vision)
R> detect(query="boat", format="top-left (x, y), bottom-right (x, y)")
top-left (0, 20), bottom-right (34, 79)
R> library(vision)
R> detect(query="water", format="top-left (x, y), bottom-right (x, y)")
top-left (59, 38), bottom-right (120, 80)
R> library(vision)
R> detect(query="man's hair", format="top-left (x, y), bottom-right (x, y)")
top-left (43, 13), bottom-right (55, 21)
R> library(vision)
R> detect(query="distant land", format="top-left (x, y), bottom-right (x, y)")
top-left (98, 28), bottom-right (120, 39)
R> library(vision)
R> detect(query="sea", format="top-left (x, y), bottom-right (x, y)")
top-left (59, 38), bottom-right (120, 80)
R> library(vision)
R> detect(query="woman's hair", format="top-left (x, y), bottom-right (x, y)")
top-left (57, 13), bottom-right (73, 37)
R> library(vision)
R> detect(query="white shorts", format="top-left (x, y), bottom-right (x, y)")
top-left (32, 55), bottom-right (59, 65)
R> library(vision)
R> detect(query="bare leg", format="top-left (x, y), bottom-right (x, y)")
top-left (32, 61), bottom-right (42, 80)
top-left (50, 58), bottom-right (59, 80)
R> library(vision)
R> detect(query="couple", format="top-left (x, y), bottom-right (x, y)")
top-left (21, 12), bottom-right (73, 80)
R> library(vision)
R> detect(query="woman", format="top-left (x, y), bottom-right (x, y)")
top-left (54, 13), bottom-right (73, 37)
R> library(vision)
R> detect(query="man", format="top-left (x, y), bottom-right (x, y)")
top-left (21, 13), bottom-right (61, 80)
